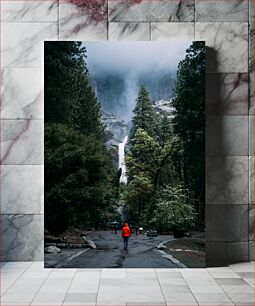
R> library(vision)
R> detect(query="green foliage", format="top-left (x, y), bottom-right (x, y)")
top-left (130, 85), bottom-right (157, 139)
top-left (45, 42), bottom-right (118, 234)
top-left (171, 41), bottom-right (205, 226)
top-left (151, 185), bottom-right (196, 232)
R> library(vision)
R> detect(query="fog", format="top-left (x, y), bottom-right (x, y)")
top-left (82, 41), bottom-right (192, 120)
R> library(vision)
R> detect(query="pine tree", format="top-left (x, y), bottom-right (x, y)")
top-left (130, 85), bottom-right (156, 139)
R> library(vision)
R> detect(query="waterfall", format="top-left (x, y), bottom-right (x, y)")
top-left (118, 136), bottom-right (128, 183)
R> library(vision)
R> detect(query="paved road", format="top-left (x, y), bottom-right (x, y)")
top-left (46, 230), bottom-right (179, 268)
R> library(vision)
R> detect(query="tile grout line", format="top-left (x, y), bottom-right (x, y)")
top-left (29, 267), bottom-right (54, 305)
top-left (154, 268), bottom-right (167, 306)
top-left (1, 262), bottom-right (33, 296)
top-left (61, 268), bottom-right (77, 305)
top-left (95, 268), bottom-right (103, 305)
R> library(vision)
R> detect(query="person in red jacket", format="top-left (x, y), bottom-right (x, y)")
top-left (122, 223), bottom-right (131, 252)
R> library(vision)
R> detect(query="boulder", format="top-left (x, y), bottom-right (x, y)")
top-left (87, 239), bottom-right (96, 249)
top-left (45, 246), bottom-right (61, 254)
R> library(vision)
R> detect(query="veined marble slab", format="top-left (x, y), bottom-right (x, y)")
top-left (0, 214), bottom-right (43, 261)
top-left (1, 119), bottom-right (43, 165)
top-left (206, 156), bottom-right (249, 205)
top-left (151, 22), bottom-right (194, 41)
top-left (109, 22), bottom-right (150, 40)
top-left (206, 73), bottom-right (248, 116)
top-left (59, 1), bottom-right (107, 40)
top-left (195, 22), bottom-right (248, 73)
top-left (108, 0), bottom-right (195, 22)
top-left (196, 0), bottom-right (248, 22)
top-left (2, 22), bottom-right (58, 68)
top-left (1, 0), bottom-right (58, 22)
top-left (1, 68), bottom-right (43, 119)
top-left (1, 165), bottom-right (43, 214)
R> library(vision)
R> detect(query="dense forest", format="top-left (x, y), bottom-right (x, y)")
top-left (45, 41), bottom-right (205, 236)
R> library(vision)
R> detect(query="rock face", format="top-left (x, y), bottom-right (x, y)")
top-left (101, 111), bottom-right (131, 146)
top-left (45, 246), bottom-right (61, 254)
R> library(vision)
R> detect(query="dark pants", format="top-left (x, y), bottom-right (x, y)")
top-left (123, 237), bottom-right (129, 250)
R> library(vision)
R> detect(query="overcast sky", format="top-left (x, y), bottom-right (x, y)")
top-left (82, 41), bottom-right (191, 75)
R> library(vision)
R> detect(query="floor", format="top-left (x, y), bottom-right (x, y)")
top-left (1, 261), bottom-right (254, 305)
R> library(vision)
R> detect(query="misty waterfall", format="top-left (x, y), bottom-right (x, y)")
top-left (118, 136), bottom-right (128, 183)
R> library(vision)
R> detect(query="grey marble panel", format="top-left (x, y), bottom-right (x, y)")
top-left (151, 22), bottom-right (194, 40)
top-left (206, 156), bottom-right (248, 205)
top-left (59, 1), bottom-right (107, 40)
top-left (249, 116), bottom-right (254, 155)
top-left (249, 26), bottom-right (254, 114)
top-left (196, 0), bottom-right (248, 22)
top-left (227, 242), bottom-right (249, 263)
top-left (206, 242), bottom-right (227, 267)
top-left (2, 22), bottom-right (58, 68)
top-left (1, 120), bottom-right (43, 165)
top-left (206, 116), bottom-right (248, 156)
top-left (206, 204), bottom-right (249, 241)
top-left (1, 0), bottom-right (58, 22)
top-left (109, 22), bottom-right (150, 40)
top-left (1, 165), bottom-right (43, 214)
top-left (195, 22), bottom-right (248, 73)
top-left (249, 204), bottom-right (254, 242)
top-left (0, 214), bottom-right (43, 261)
top-left (249, 241), bottom-right (254, 261)
top-left (249, 156), bottom-right (254, 205)
top-left (1, 68), bottom-right (43, 119)
top-left (108, 0), bottom-right (195, 22)
top-left (250, 0), bottom-right (254, 22)
top-left (206, 73), bottom-right (248, 116)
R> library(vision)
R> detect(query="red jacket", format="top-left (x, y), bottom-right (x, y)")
top-left (122, 223), bottom-right (131, 237)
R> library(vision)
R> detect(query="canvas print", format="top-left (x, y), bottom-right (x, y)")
top-left (44, 41), bottom-right (205, 268)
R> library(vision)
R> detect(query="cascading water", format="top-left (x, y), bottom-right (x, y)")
top-left (118, 136), bottom-right (128, 184)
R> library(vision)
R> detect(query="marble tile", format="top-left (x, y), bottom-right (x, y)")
top-left (206, 204), bottom-right (249, 242)
top-left (250, 0), bottom-right (254, 22)
top-left (206, 156), bottom-right (248, 204)
top-left (1, 120), bottom-right (43, 165)
top-left (249, 157), bottom-right (254, 205)
top-left (195, 22), bottom-right (248, 73)
top-left (64, 293), bottom-right (97, 303)
top-left (227, 242), bottom-right (249, 263)
top-left (249, 241), bottom-right (254, 261)
top-left (151, 22), bottom-right (194, 41)
top-left (249, 26), bottom-right (254, 114)
top-left (109, 22), bottom-right (150, 40)
top-left (1, 0), bottom-right (58, 22)
top-left (1, 165), bottom-right (43, 214)
top-left (206, 116), bottom-right (248, 156)
top-left (1, 68), bottom-right (43, 119)
top-left (108, 0), bottom-right (195, 22)
top-left (59, 1), bottom-right (107, 40)
top-left (0, 215), bottom-right (43, 261)
top-left (162, 292), bottom-right (198, 305)
top-left (227, 293), bottom-right (254, 305)
top-left (196, 0), bottom-right (248, 22)
top-left (192, 292), bottom-right (233, 305)
top-left (248, 204), bottom-right (254, 240)
top-left (206, 73), bottom-right (248, 116)
top-left (249, 116), bottom-right (254, 155)
top-left (2, 22), bottom-right (58, 68)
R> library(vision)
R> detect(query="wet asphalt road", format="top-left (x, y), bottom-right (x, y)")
top-left (46, 230), bottom-right (178, 268)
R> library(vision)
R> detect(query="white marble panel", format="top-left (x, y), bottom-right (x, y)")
top-left (1, 68), bottom-right (43, 119)
top-left (1, 165), bottom-right (43, 214)
top-left (108, 0), bottom-right (195, 22)
top-left (1, 119), bottom-right (43, 165)
top-left (109, 22), bottom-right (150, 40)
top-left (0, 214), bottom-right (43, 261)
top-left (151, 22), bottom-right (194, 41)
top-left (59, 1), bottom-right (107, 40)
top-left (196, 0), bottom-right (248, 22)
top-left (2, 22), bottom-right (58, 68)
top-left (206, 156), bottom-right (249, 205)
top-left (2, 0), bottom-right (58, 22)
top-left (195, 22), bottom-right (248, 73)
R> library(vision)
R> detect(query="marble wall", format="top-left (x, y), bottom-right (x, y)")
top-left (0, 0), bottom-right (253, 265)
